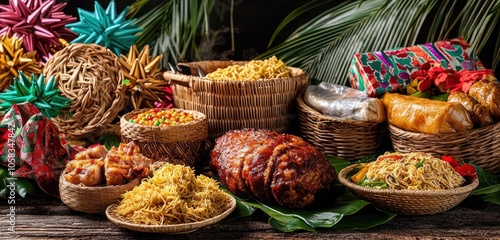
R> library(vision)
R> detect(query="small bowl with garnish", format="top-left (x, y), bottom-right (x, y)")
top-left (120, 108), bottom-right (208, 167)
top-left (338, 152), bottom-right (479, 215)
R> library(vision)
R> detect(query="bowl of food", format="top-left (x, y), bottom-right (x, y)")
top-left (338, 152), bottom-right (479, 215)
top-left (105, 163), bottom-right (236, 234)
top-left (120, 108), bottom-right (208, 167)
top-left (59, 142), bottom-right (152, 214)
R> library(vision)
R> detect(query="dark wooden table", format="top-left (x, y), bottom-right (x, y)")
top-left (1, 195), bottom-right (499, 240)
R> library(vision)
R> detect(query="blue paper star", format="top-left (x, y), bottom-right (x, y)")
top-left (67, 0), bottom-right (142, 56)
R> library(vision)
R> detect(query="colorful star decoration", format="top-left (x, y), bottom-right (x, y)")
top-left (0, 0), bottom-right (77, 62)
top-left (119, 44), bottom-right (172, 109)
top-left (67, 0), bottom-right (142, 56)
top-left (0, 34), bottom-right (43, 92)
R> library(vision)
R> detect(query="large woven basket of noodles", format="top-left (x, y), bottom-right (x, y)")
top-left (163, 57), bottom-right (308, 142)
top-left (43, 43), bottom-right (126, 140)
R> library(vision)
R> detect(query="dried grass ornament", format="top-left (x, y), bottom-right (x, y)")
top-left (42, 43), bottom-right (126, 139)
top-left (0, 34), bottom-right (43, 92)
top-left (119, 45), bottom-right (172, 109)
top-left (0, 0), bottom-right (77, 62)
top-left (67, 0), bottom-right (142, 57)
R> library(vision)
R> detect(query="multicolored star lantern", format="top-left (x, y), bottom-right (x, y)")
top-left (0, 34), bottom-right (43, 92)
top-left (67, 0), bottom-right (142, 56)
top-left (0, 0), bottom-right (77, 62)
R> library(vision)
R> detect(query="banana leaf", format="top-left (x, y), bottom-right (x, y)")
top-left (224, 157), bottom-right (397, 232)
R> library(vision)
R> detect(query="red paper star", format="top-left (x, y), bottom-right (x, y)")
top-left (0, 0), bottom-right (77, 62)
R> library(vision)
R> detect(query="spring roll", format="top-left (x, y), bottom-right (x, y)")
top-left (382, 93), bottom-right (473, 134)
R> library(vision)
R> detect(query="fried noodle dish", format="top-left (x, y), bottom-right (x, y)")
top-left (205, 56), bottom-right (292, 80)
top-left (115, 163), bottom-right (231, 225)
top-left (351, 152), bottom-right (465, 190)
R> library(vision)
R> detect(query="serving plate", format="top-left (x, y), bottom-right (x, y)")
top-left (105, 193), bottom-right (236, 234)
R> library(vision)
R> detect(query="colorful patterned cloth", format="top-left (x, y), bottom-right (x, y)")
top-left (349, 37), bottom-right (484, 97)
top-left (0, 103), bottom-right (74, 197)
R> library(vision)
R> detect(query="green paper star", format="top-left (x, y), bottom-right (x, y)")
top-left (67, 0), bottom-right (142, 56)
top-left (0, 71), bottom-right (72, 118)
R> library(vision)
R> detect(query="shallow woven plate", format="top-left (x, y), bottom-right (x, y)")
top-left (338, 164), bottom-right (479, 215)
top-left (105, 193), bottom-right (236, 234)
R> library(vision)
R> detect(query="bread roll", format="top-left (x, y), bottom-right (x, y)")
top-left (381, 93), bottom-right (473, 134)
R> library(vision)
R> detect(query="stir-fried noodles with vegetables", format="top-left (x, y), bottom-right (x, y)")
top-left (350, 152), bottom-right (465, 190)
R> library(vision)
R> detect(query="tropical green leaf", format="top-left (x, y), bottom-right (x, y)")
top-left (332, 204), bottom-right (396, 230)
top-left (127, 0), bottom-right (150, 19)
top-left (225, 184), bottom-right (394, 232)
top-left (133, 0), bottom-right (215, 68)
top-left (258, 0), bottom-right (500, 84)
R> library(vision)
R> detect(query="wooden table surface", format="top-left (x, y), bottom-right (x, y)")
top-left (1, 195), bottom-right (499, 240)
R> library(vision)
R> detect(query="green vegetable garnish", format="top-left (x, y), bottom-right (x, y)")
top-left (416, 158), bottom-right (426, 168)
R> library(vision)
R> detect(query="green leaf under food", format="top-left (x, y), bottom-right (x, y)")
top-left (461, 163), bottom-right (500, 208)
top-left (224, 184), bottom-right (392, 232)
top-left (332, 204), bottom-right (396, 230)
top-left (327, 156), bottom-right (351, 173)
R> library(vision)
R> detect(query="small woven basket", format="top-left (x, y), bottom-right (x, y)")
top-left (43, 43), bottom-right (126, 139)
top-left (59, 174), bottom-right (140, 215)
top-left (163, 61), bottom-right (308, 142)
top-left (338, 164), bottom-right (479, 215)
top-left (388, 122), bottom-right (500, 174)
top-left (296, 89), bottom-right (386, 161)
top-left (120, 108), bottom-right (208, 167)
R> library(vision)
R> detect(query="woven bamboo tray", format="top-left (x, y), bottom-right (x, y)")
top-left (105, 193), bottom-right (236, 234)
top-left (120, 108), bottom-right (208, 167)
top-left (338, 164), bottom-right (479, 215)
top-left (59, 174), bottom-right (140, 215)
top-left (163, 61), bottom-right (308, 142)
top-left (388, 122), bottom-right (500, 174)
top-left (296, 89), bottom-right (386, 161)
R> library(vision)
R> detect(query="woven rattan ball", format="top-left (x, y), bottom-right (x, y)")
top-left (43, 43), bottom-right (126, 139)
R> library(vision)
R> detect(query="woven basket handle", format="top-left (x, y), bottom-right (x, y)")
top-left (163, 71), bottom-right (200, 91)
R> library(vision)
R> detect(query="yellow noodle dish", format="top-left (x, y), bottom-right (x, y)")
top-left (205, 56), bottom-right (292, 80)
top-left (350, 152), bottom-right (466, 190)
top-left (115, 163), bottom-right (231, 225)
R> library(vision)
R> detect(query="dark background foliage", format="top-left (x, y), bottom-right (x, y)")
top-left (0, 0), bottom-right (497, 72)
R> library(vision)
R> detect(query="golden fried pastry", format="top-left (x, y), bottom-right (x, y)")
top-left (448, 91), bottom-right (494, 127)
top-left (381, 93), bottom-right (473, 134)
top-left (468, 80), bottom-right (500, 121)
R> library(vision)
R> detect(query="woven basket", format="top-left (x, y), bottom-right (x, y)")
top-left (105, 194), bottom-right (236, 234)
top-left (120, 108), bottom-right (208, 167)
top-left (163, 61), bottom-right (308, 142)
top-left (43, 43), bottom-right (126, 139)
top-left (388, 122), bottom-right (500, 174)
top-left (59, 174), bottom-right (140, 215)
top-left (338, 164), bottom-right (479, 215)
top-left (296, 89), bottom-right (386, 161)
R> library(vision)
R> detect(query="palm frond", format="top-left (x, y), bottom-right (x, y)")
top-left (258, 0), bottom-right (438, 85)
top-left (134, 0), bottom-right (215, 68)
top-left (258, 0), bottom-right (500, 85)
top-left (127, 0), bottom-right (151, 19)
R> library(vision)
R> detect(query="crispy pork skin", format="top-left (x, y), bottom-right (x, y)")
top-left (211, 128), bottom-right (336, 208)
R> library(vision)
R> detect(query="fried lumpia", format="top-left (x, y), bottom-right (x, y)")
top-left (381, 93), bottom-right (473, 134)
top-left (447, 91), bottom-right (494, 127)
top-left (468, 80), bottom-right (500, 121)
